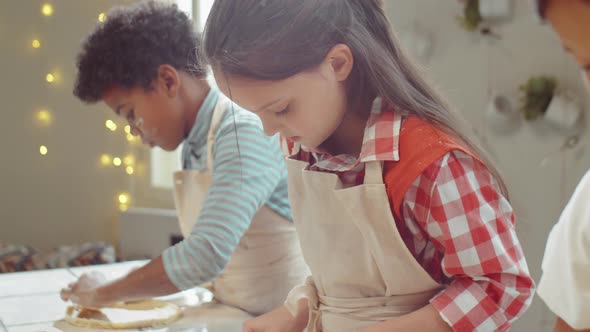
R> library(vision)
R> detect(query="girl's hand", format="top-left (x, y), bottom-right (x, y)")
top-left (243, 299), bottom-right (309, 332)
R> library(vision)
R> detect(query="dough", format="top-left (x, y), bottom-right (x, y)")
top-left (65, 299), bottom-right (182, 329)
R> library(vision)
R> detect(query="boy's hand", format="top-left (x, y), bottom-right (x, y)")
top-left (60, 271), bottom-right (113, 308)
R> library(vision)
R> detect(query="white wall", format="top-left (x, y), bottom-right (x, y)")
top-left (386, 1), bottom-right (590, 331)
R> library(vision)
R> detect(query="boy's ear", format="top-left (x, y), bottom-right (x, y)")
top-left (157, 64), bottom-right (181, 98)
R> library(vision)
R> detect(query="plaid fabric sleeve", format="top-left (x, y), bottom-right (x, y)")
top-left (402, 151), bottom-right (534, 332)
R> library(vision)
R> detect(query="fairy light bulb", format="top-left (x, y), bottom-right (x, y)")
top-left (98, 13), bottom-right (106, 22)
top-left (118, 192), bottom-right (130, 212)
top-left (100, 154), bottom-right (112, 166)
top-left (123, 155), bottom-right (135, 166)
top-left (41, 4), bottom-right (53, 16)
top-left (125, 166), bottom-right (134, 175)
top-left (45, 73), bottom-right (55, 83)
top-left (32, 39), bottom-right (41, 49)
top-left (126, 133), bottom-right (138, 143)
top-left (36, 109), bottom-right (52, 125)
top-left (113, 157), bottom-right (122, 166)
top-left (105, 120), bottom-right (117, 131)
top-left (39, 145), bottom-right (48, 155)
top-left (124, 125), bottom-right (131, 134)
top-left (118, 193), bottom-right (130, 204)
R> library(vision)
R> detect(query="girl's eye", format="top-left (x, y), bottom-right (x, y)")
top-left (127, 110), bottom-right (135, 122)
top-left (276, 107), bottom-right (289, 116)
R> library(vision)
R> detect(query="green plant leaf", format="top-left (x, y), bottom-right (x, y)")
top-left (518, 75), bottom-right (557, 121)
top-left (457, 0), bottom-right (482, 32)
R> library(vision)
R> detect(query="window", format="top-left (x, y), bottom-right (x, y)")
top-left (198, 0), bottom-right (214, 30)
top-left (175, 0), bottom-right (193, 19)
top-left (150, 0), bottom-right (214, 189)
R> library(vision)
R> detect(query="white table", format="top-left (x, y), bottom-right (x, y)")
top-left (0, 261), bottom-right (252, 331)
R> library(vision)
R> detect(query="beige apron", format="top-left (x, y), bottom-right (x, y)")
top-left (173, 96), bottom-right (309, 315)
top-left (285, 147), bottom-right (443, 331)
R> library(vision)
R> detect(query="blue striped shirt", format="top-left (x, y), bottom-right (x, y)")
top-left (162, 88), bottom-right (292, 290)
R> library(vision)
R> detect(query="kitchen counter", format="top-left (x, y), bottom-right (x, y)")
top-left (0, 261), bottom-right (252, 331)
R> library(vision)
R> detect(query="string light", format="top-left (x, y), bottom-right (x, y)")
top-left (36, 109), bottom-right (52, 125)
top-left (125, 166), bottom-right (134, 175)
top-left (45, 73), bottom-right (55, 83)
top-left (126, 133), bottom-right (138, 143)
top-left (32, 39), bottom-right (41, 49)
top-left (98, 13), bottom-right (107, 22)
top-left (100, 154), bottom-right (112, 166)
top-left (105, 120), bottom-right (117, 131)
top-left (39, 145), bottom-right (48, 155)
top-left (118, 192), bottom-right (130, 212)
top-left (41, 3), bottom-right (54, 17)
top-left (118, 193), bottom-right (130, 204)
top-left (123, 155), bottom-right (135, 166)
top-left (113, 157), bottom-right (122, 166)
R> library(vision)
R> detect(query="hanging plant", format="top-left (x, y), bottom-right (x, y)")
top-left (457, 0), bottom-right (511, 36)
top-left (518, 76), bottom-right (557, 121)
top-left (457, 0), bottom-right (482, 32)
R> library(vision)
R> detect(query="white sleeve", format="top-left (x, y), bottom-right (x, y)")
top-left (537, 170), bottom-right (590, 330)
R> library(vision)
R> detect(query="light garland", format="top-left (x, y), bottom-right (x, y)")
top-left (34, 4), bottom-right (144, 214)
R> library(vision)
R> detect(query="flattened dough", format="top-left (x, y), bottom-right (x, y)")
top-left (65, 300), bottom-right (182, 329)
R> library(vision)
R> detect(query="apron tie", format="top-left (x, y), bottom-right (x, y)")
top-left (286, 278), bottom-right (442, 331)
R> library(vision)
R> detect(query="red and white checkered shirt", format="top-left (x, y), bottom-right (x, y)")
top-left (283, 98), bottom-right (534, 332)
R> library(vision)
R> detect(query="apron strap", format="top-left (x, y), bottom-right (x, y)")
top-left (363, 161), bottom-right (384, 185)
top-left (205, 95), bottom-right (229, 171)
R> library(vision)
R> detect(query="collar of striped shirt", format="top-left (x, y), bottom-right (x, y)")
top-left (181, 87), bottom-right (220, 168)
top-left (306, 97), bottom-right (402, 173)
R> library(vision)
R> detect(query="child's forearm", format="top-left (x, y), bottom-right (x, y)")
top-left (98, 256), bottom-right (181, 304)
top-left (361, 304), bottom-right (452, 332)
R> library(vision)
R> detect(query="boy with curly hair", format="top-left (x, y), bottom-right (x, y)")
top-left (60, 0), bottom-right (308, 316)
